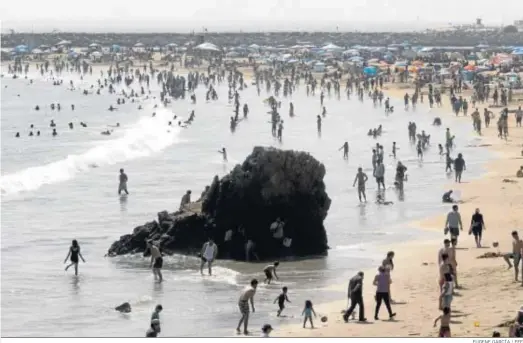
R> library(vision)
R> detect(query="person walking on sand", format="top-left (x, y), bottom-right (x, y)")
top-left (448, 238), bottom-right (459, 288)
top-left (302, 300), bottom-right (317, 328)
top-left (353, 167), bottom-right (368, 203)
top-left (373, 266), bottom-right (396, 320)
top-left (453, 153), bottom-right (466, 183)
top-left (64, 239), bottom-right (86, 276)
top-left (503, 231), bottom-right (523, 283)
top-left (147, 240), bottom-right (163, 283)
top-left (236, 279), bottom-right (258, 335)
top-left (439, 273), bottom-right (454, 311)
top-left (200, 238), bottom-right (218, 276)
top-left (434, 307), bottom-right (452, 337)
top-left (445, 205), bottom-right (463, 244)
top-left (343, 271), bottom-right (367, 322)
top-left (469, 208), bottom-right (486, 247)
top-left (118, 168), bottom-right (129, 195)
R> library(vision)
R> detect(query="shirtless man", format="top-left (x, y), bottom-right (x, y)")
top-left (236, 279), bottom-right (258, 335)
top-left (200, 238), bottom-right (218, 276)
top-left (448, 238), bottom-right (459, 288)
top-left (118, 168), bottom-right (129, 195)
top-left (352, 167), bottom-right (368, 203)
top-left (263, 262), bottom-right (280, 284)
top-left (439, 253), bottom-right (453, 291)
top-left (503, 231), bottom-right (523, 283)
top-left (147, 241), bottom-right (163, 282)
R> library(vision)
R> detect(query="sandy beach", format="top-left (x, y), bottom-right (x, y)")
top-left (279, 84), bottom-right (523, 337)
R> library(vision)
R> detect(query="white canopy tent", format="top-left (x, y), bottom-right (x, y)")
top-left (194, 42), bottom-right (220, 52)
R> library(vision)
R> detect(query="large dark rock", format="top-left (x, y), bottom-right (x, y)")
top-left (107, 146), bottom-right (331, 261)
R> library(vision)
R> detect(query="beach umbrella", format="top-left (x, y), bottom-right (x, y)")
top-left (15, 45), bottom-right (28, 53)
top-left (194, 42), bottom-right (220, 52)
top-left (91, 51), bottom-right (102, 57)
top-left (512, 49), bottom-right (523, 56)
top-left (321, 43), bottom-right (343, 51)
top-left (31, 48), bottom-right (43, 54)
top-left (56, 40), bottom-right (71, 46)
top-left (134, 42), bottom-right (144, 47)
top-left (348, 56), bottom-right (363, 62)
top-left (464, 65), bottom-right (476, 71)
top-left (166, 43), bottom-right (178, 47)
top-left (112, 44), bottom-right (121, 52)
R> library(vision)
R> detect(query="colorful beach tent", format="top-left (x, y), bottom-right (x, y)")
top-left (363, 66), bottom-right (378, 76)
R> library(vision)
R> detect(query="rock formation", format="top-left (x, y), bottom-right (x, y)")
top-left (107, 146), bottom-right (331, 261)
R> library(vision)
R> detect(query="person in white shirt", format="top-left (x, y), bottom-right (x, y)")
top-left (200, 238), bottom-right (218, 276)
top-left (439, 273), bottom-right (454, 311)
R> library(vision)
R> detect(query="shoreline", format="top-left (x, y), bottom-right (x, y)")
top-left (277, 83), bottom-right (523, 337)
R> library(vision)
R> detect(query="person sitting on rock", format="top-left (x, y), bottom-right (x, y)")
top-left (517, 166), bottom-right (523, 178)
top-left (179, 190), bottom-right (191, 210)
top-left (442, 190), bottom-right (455, 203)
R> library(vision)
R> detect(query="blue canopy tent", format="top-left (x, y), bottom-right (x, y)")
top-left (15, 45), bottom-right (28, 54)
top-left (111, 44), bottom-right (121, 52)
top-left (363, 66), bottom-right (378, 76)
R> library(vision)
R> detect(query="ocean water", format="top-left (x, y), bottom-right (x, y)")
top-left (0, 66), bottom-right (491, 337)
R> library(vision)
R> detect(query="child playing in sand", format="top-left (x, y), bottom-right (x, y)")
top-left (274, 286), bottom-right (291, 317)
top-left (302, 300), bottom-right (317, 329)
top-left (434, 307), bottom-right (452, 337)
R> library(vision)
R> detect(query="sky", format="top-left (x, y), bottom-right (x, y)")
top-left (1, 0), bottom-right (523, 32)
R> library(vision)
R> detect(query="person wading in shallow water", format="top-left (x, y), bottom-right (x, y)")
top-left (64, 239), bottom-right (86, 276)
top-left (236, 279), bottom-right (258, 335)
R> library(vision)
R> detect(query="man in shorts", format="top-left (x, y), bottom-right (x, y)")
top-left (263, 262), bottom-right (279, 284)
top-left (236, 279), bottom-right (258, 335)
top-left (503, 231), bottom-right (523, 284)
top-left (147, 240), bottom-right (163, 283)
top-left (444, 205), bottom-right (463, 244)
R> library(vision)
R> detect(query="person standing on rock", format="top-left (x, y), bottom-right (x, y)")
top-left (218, 147), bottom-right (228, 162)
top-left (147, 240), bottom-right (163, 283)
top-left (236, 279), bottom-right (258, 335)
top-left (352, 167), bottom-right (368, 203)
top-left (118, 168), bottom-right (129, 195)
top-left (200, 238), bottom-right (218, 276)
top-left (179, 190), bottom-right (191, 211)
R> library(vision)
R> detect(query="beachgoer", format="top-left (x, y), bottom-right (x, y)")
top-left (147, 241), bottom-right (163, 282)
top-left (339, 142), bottom-right (349, 159)
top-left (118, 168), bottom-right (129, 195)
top-left (373, 266), bottom-right (396, 320)
top-left (434, 307), bottom-right (452, 337)
top-left (453, 153), bottom-right (466, 183)
top-left (150, 304), bottom-right (162, 334)
top-left (274, 286), bottom-right (291, 317)
top-left (439, 273), bottom-right (454, 311)
top-left (445, 205), bottom-right (463, 244)
top-left (353, 167), bottom-right (368, 202)
top-left (179, 190), bottom-right (191, 210)
top-left (64, 239), bottom-right (85, 276)
top-left (442, 190), bottom-right (454, 203)
top-left (263, 262), bottom-right (280, 284)
top-left (469, 208), bottom-right (486, 247)
top-left (261, 324), bottom-right (273, 337)
top-left (516, 166), bottom-right (523, 178)
top-left (343, 271), bottom-right (366, 322)
top-left (503, 231), bottom-right (523, 283)
top-left (302, 300), bottom-right (317, 328)
top-left (374, 161), bottom-right (385, 190)
top-left (146, 319), bottom-right (161, 337)
top-left (236, 279), bottom-right (258, 335)
top-left (200, 238), bottom-right (218, 276)
top-left (508, 307), bottom-right (523, 337)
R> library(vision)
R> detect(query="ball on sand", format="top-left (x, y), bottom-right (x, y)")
top-left (321, 316), bottom-right (328, 323)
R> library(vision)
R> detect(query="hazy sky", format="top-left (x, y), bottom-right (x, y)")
top-left (2, 0), bottom-right (523, 32)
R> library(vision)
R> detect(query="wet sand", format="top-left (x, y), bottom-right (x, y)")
top-left (278, 84), bottom-right (523, 337)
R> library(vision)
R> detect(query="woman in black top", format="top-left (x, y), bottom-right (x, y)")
top-left (64, 239), bottom-right (86, 276)
top-left (469, 209), bottom-right (486, 248)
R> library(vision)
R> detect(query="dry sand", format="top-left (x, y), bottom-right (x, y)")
top-left (278, 83), bottom-right (523, 337)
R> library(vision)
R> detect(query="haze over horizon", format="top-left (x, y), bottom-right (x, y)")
top-left (1, 0), bottom-right (522, 33)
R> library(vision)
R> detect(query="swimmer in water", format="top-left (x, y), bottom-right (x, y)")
top-left (263, 262), bottom-right (280, 284)
top-left (52, 128), bottom-right (58, 136)
top-left (236, 279), bottom-right (258, 335)
top-left (118, 168), bottom-right (129, 195)
top-left (200, 238), bottom-right (218, 276)
top-left (64, 239), bottom-right (86, 276)
top-left (218, 148), bottom-right (228, 161)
